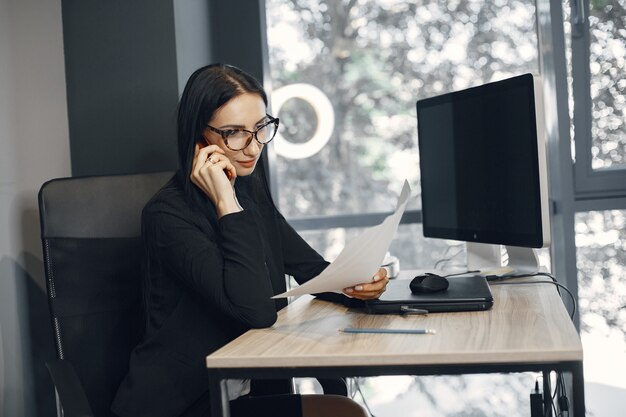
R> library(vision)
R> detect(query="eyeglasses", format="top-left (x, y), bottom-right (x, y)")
top-left (206, 115), bottom-right (279, 151)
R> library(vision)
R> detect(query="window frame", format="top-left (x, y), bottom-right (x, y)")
top-left (569, 0), bottom-right (626, 203)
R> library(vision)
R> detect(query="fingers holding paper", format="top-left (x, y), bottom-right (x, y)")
top-left (343, 268), bottom-right (389, 300)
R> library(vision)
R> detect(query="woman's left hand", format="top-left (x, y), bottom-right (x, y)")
top-left (342, 268), bottom-right (389, 300)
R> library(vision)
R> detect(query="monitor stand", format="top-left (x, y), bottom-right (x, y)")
top-left (466, 242), bottom-right (540, 275)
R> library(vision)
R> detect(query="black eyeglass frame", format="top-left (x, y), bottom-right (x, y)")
top-left (206, 114), bottom-right (280, 151)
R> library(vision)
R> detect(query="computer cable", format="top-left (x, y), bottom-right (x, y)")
top-left (556, 372), bottom-right (570, 417)
top-left (488, 271), bottom-right (566, 303)
top-left (351, 377), bottom-right (376, 417)
top-left (549, 374), bottom-right (559, 417)
top-left (443, 270), bottom-right (481, 277)
top-left (433, 244), bottom-right (465, 270)
top-left (533, 370), bottom-right (569, 417)
top-left (539, 370), bottom-right (570, 417)
top-left (550, 372), bottom-right (571, 417)
top-left (488, 274), bottom-right (576, 321)
top-left (551, 376), bottom-right (560, 417)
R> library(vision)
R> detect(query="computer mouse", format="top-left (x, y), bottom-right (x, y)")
top-left (409, 273), bottom-right (450, 294)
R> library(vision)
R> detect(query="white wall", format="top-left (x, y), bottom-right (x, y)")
top-left (0, 0), bottom-right (71, 415)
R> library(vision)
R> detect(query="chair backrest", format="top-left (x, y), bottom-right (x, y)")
top-left (38, 171), bottom-right (172, 417)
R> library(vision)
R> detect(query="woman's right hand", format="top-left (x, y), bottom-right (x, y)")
top-left (190, 144), bottom-right (240, 217)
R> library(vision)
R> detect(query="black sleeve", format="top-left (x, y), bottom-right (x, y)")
top-left (277, 211), bottom-right (328, 283)
top-left (146, 206), bottom-right (277, 328)
top-left (276, 212), bottom-right (363, 307)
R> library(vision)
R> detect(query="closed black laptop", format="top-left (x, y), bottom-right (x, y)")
top-left (364, 275), bottom-right (493, 314)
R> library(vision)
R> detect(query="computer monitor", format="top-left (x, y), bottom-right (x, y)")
top-left (416, 73), bottom-right (550, 274)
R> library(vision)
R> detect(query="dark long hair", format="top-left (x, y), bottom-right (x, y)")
top-left (176, 64), bottom-right (269, 213)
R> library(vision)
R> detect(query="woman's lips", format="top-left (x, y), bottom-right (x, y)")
top-left (237, 159), bottom-right (257, 168)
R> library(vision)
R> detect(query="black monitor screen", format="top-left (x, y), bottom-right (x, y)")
top-left (416, 73), bottom-right (544, 248)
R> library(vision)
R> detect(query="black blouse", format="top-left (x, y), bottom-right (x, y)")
top-left (112, 174), bottom-right (348, 417)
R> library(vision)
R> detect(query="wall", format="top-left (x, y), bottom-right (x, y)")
top-left (0, 0), bottom-right (71, 416)
top-left (173, 0), bottom-right (212, 95)
top-left (0, 1), bottom-right (259, 415)
top-left (61, 0), bottom-right (180, 176)
top-left (60, 0), bottom-right (257, 177)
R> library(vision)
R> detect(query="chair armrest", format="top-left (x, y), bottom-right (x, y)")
top-left (46, 359), bottom-right (94, 417)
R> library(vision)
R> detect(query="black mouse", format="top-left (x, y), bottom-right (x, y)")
top-left (410, 273), bottom-right (450, 293)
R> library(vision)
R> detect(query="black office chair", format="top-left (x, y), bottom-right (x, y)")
top-left (39, 171), bottom-right (346, 417)
top-left (38, 172), bottom-right (173, 417)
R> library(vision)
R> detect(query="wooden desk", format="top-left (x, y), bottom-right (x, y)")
top-left (206, 277), bottom-right (584, 416)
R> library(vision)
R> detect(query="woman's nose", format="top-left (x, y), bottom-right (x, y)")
top-left (244, 137), bottom-right (262, 155)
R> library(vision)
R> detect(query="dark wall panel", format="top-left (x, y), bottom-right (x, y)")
top-left (208, 0), bottom-right (274, 190)
top-left (209, 0), bottom-right (267, 84)
top-left (62, 0), bottom-right (180, 176)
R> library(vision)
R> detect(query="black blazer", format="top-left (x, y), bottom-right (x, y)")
top-left (112, 174), bottom-right (345, 417)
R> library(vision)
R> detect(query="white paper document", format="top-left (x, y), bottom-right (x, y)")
top-left (272, 180), bottom-right (412, 299)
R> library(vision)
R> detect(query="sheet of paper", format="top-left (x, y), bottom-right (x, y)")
top-left (272, 180), bottom-right (412, 298)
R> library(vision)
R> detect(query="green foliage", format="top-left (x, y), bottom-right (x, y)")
top-left (268, 0), bottom-right (538, 219)
top-left (269, 0), bottom-right (626, 355)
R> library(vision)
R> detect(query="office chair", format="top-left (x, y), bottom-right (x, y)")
top-left (38, 171), bottom-right (173, 417)
top-left (39, 171), bottom-right (346, 417)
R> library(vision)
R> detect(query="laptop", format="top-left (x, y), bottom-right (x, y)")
top-left (364, 275), bottom-right (494, 314)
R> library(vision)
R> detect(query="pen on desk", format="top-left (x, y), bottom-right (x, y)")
top-left (339, 327), bottom-right (436, 335)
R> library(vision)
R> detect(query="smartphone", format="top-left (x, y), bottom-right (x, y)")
top-left (199, 142), bottom-right (234, 181)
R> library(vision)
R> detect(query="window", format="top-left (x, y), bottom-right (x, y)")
top-left (266, 1), bottom-right (544, 415)
top-left (568, 0), bottom-right (626, 196)
top-left (266, 0), bottom-right (539, 271)
top-left (563, 1), bottom-right (626, 414)
top-left (575, 209), bottom-right (626, 416)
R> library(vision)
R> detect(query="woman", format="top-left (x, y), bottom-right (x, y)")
top-left (112, 64), bottom-right (389, 417)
